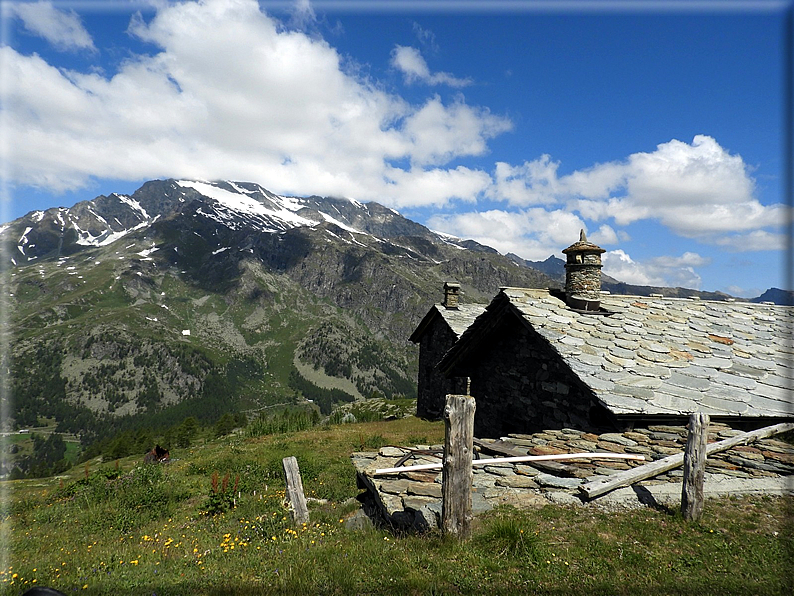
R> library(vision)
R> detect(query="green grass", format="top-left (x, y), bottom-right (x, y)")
top-left (3, 417), bottom-right (792, 595)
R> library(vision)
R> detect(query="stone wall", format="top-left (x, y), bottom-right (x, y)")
top-left (415, 317), bottom-right (467, 419)
top-left (465, 315), bottom-right (612, 437)
top-left (351, 423), bottom-right (794, 531)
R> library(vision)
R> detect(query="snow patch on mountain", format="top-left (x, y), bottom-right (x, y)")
top-left (177, 180), bottom-right (320, 231)
top-left (116, 194), bottom-right (150, 220)
top-left (75, 220), bottom-right (151, 247)
top-left (317, 211), bottom-right (367, 235)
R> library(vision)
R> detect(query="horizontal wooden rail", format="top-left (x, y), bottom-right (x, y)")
top-left (579, 421), bottom-right (794, 500)
top-left (373, 452), bottom-right (645, 476)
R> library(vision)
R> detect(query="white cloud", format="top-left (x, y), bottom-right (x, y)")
top-left (602, 249), bottom-right (709, 289)
top-left (287, 0), bottom-right (317, 31)
top-left (381, 166), bottom-right (492, 208)
top-left (713, 230), bottom-right (789, 252)
top-left (487, 135), bottom-right (788, 247)
top-left (2, 0), bottom-right (505, 208)
top-left (488, 157), bottom-right (562, 205)
top-left (588, 224), bottom-right (619, 246)
top-left (390, 46), bottom-right (472, 88)
top-left (9, 1), bottom-right (95, 51)
top-left (427, 208), bottom-right (585, 261)
top-left (402, 97), bottom-right (511, 167)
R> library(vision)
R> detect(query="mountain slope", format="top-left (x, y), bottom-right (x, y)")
top-left (2, 179), bottom-right (556, 443)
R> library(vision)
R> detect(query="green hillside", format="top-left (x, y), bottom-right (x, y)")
top-left (3, 417), bottom-right (791, 595)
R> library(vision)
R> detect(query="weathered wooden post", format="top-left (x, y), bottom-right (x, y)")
top-left (682, 412), bottom-right (709, 522)
top-left (282, 456), bottom-right (309, 525)
top-left (442, 394), bottom-right (476, 540)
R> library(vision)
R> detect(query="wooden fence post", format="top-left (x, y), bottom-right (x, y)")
top-left (442, 394), bottom-right (476, 540)
top-left (282, 456), bottom-right (309, 525)
top-left (682, 412), bottom-right (709, 522)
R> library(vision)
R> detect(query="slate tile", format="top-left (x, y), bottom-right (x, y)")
top-left (713, 370), bottom-right (758, 390)
top-left (645, 327), bottom-right (666, 337)
top-left (648, 393), bottom-right (699, 414)
top-left (641, 340), bottom-right (671, 353)
top-left (632, 364), bottom-right (672, 379)
top-left (699, 395), bottom-right (749, 414)
top-left (612, 384), bottom-right (655, 399)
top-left (771, 366), bottom-right (794, 381)
top-left (706, 384), bottom-right (754, 403)
top-left (568, 361), bottom-right (602, 377)
top-left (744, 395), bottom-right (793, 416)
top-left (602, 393), bottom-right (653, 413)
top-left (612, 375), bottom-right (663, 389)
top-left (667, 370), bottom-right (711, 391)
top-left (598, 433), bottom-right (639, 446)
top-left (727, 361), bottom-right (769, 379)
top-left (677, 365), bottom-right (716, 379)
top-left (687, 341), bottom-right (712, 354)
top-left (604, 353), bottom-right (636, 368)
top-left (754, 382), bottom-right (791, 402)
top-left (609, 345), bottom-right (636, 359)
top-left (636, 348), bottom-right (674, 363)
top-left (692, 356), bottom-right (733, 370)
top-left (577, 353), bottom-right (606, 367)
top-left (601, 316), bottom-right (624, 328)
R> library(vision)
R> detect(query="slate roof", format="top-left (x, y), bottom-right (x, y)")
top-left (439, 288), bottom-right (793, 419)
top-left (409, 303), bottom-right (486, 343)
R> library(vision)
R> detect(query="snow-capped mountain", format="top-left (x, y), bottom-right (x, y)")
top-left (5, 179), bottom-right (556, 443)
top-left (2, 179), bottom-right (477, 267)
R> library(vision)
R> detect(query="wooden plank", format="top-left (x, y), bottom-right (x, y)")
top-left (580, 421), bottom-right (794, 500)
top-left (373, 452), bottom-right (645, 475)
top-left (282, 456), bottom-right (309, 525)
top-left (442, 394), bottom-right (476, 540)
top-left (682, 413), bottom-right (709, 522)
top-left (474, 438), bottom-right (575, 475)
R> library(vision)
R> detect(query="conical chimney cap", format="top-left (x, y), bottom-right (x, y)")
top-left (562, 229), bottom-right (605, 255)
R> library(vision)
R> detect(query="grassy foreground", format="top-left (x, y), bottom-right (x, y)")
top-left (3, 417), bottom-right (792, 595)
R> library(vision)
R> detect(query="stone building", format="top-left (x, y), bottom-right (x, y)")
top-left (411, 235), bottom-right (793, 438)
top-left (409, 282), bottom-right (485, 419)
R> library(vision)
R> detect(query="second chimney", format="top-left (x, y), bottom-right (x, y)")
top-left (442, 282), bottom-right (461, 309)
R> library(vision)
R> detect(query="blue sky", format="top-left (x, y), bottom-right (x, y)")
top-left (1, 0), bottom-right (791, 297)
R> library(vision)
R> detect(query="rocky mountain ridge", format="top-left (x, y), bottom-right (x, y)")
top-left (1, 180), bottom-right (554, 442)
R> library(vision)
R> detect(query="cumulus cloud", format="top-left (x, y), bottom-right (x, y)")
top-left (488, 135), bottom-right (787, 246)
top-left (2, 0), bottom-right (501, 206)
top-left (9, 0), bottom-right (95, 51)
top-left (402, 97), bottom-right (511, 166)
top-left (588, 224), bottom-right (620, 246)
top-left (713, 230), bottom-right (790, 252)
top-left (427, 208), bottom-right (585, 260)
top-left (390, 46), bottom-right (472, 88)
top-left (602, 249), bottom-right (709, 289)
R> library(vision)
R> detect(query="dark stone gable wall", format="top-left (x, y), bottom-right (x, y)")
top-left (415, 317), bottom-right (468, 420)
top-left (465, 315), bottom-right (611, 438)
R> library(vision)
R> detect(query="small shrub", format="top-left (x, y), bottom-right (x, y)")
top-left (203, 470), bottom-right (239, 515)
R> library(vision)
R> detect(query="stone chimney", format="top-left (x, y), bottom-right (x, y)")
top-left (562, 230), bottom-right (605, 311)
top-left (442, 282), bottom-right (461, 309)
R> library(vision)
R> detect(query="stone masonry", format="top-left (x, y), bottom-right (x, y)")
top-left (454, 313), bottom-right (612, 438)
top-left (351, 422), bottom-right (794, 532)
